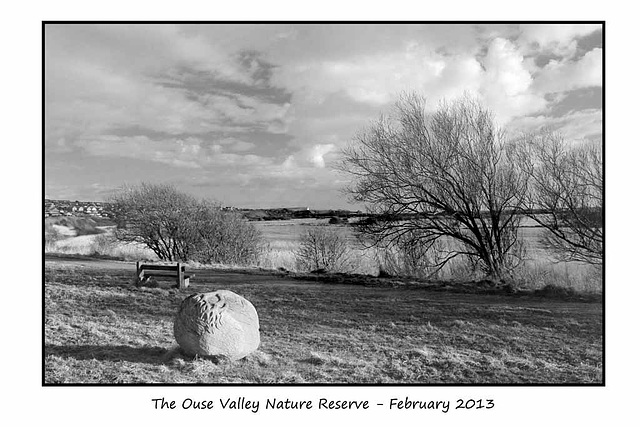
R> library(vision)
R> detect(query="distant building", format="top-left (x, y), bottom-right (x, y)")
top-left (43, 198), bottom-right (116, 219)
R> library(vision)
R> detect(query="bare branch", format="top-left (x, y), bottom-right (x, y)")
top-left (339, 94), bottom-right (528, 280)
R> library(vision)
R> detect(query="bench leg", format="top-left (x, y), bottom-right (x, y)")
top-left (135, 261), bottom-right (145, 286)
top-left (177, 262), bottom-right (185, 290)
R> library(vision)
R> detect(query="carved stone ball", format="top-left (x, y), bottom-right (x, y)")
top-left (173, 290), bottom-right (260, 360)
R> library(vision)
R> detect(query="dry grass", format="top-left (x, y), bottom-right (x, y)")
top-left (46, 228), bottom-right (158, 261)
top-left (44, 257), bottom-right (602, 384)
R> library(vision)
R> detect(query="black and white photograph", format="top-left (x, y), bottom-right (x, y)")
top-left (42, 22), bottom-right (604, 386)
top-left (6, 0), bottom-right (640, 422)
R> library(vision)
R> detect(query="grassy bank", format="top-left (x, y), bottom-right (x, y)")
top-left (44, 258), bottom-right (602, 384)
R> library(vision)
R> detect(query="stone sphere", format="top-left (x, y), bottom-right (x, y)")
top-left (174, 290), bottom-right (260, 360)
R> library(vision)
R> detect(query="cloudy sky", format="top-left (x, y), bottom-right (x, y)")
top-left (44, 23), bottom-right (602, 209)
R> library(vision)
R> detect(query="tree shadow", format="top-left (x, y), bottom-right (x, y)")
top-left (45, 344), bottom-right (180, 365)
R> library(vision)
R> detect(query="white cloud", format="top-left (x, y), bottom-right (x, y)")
top-left (46, 24), bottom-right (256, 86)
top-left (483, 38), bottom-right (533, 96)
top-left (218, 137), bottom-right (256, 152)
top-left (533, 48), bottom-right (602, 93)
top-left (274, 47), bottom-right (385, 102)
top-left (75, 134), bottom-right (275, 169)
top-left (46, 60), bottom-right (236, 140)
top-left (191, 93), bottom-right (292, 130)
top-left (477, 38), bottom-right (547, 123)
top-left (272, 45), bottom-right (468, 106)
top-left (517, 24), bottom-right (601, 57)
top-left (308, 144), bottom-right (336, 168)
top-left (279, 143), bottom-right (336, 173)
top-left (45, 25), bottom-right (293, 154)
top-left (273, 36), bottom-right (552, 125)
top-left (78, 135), bottom-right (201, 168)
top-left (508, 108), bottom-right (602, 142)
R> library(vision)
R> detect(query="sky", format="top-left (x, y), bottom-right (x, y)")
top-left (44, 23), bottom-right (603, 209)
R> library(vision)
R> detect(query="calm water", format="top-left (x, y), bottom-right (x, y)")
top-left (252, 218), bottom-right (601, 291)
top-left (254, 218), bottom-right (555, 259)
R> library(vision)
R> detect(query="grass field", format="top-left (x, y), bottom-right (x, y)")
top-left (44, 256), bottom-right (602, 384)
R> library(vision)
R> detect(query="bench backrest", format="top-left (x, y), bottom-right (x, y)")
top-left (135, 261), bottom-right (188, 289)
top-left (137, 264), bottom-right (185, 272)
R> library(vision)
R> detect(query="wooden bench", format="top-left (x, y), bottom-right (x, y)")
top-left (135, 261), bottom-right (191, 289)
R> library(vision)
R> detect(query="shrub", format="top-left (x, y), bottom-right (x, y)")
top-left (44, 223), bottom-right (62, 251)
top-left (376, 236), bottom-right (449, 279)
top-left (328, 216), bottom-right (347, 225)
top-left (510, 261), bottom-right (602, 294)
top-left (111, 183), bottom-right (264, 266)
top-left (46, 216), bottom-right (107, 236)
top-left (295, 226), bottom-right (355, 273)
top-left (63, 217), bottom-right (103, 236)
top-left (190, 201), bottom-right (266, 265)
top-left (534, 284), bottom-right (579, 299)
top-left (89, 231), bottom-right (117, 255)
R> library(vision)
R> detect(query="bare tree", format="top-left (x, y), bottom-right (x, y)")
top-left (339, 93), bottom-right (528, 280)
top-left (517, 132), bottom-right (603, 264)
